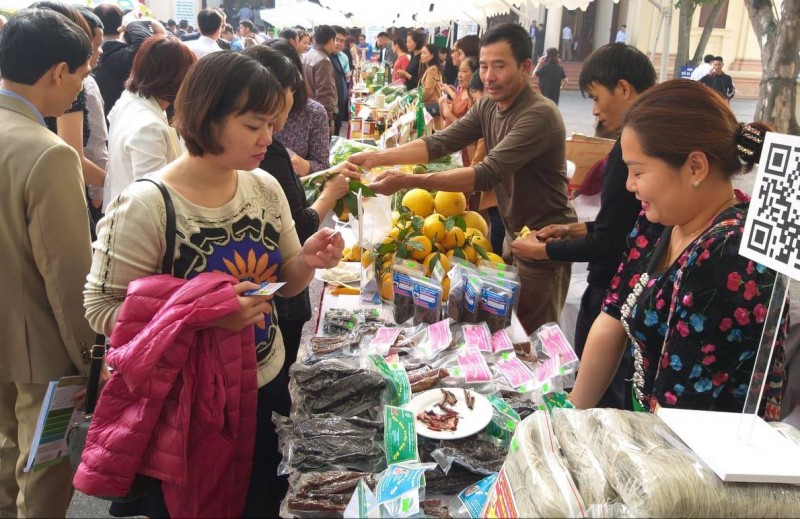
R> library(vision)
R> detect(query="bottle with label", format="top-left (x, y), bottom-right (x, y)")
top-left (363, 115), bottom-right (376, 138)
top-left (385, 64), bottom-right (392, 85)
top-left (376, 69), bottom-right (385, 86)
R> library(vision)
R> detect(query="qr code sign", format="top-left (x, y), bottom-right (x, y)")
top-left (740, 132), bottom-right (800, 281)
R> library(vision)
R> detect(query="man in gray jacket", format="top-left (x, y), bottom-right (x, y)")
top-left (302, 24), bottom-right (338, 133)
top-left (0, 9), bottom-right (96, 517)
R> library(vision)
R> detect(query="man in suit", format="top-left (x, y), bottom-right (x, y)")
top-left (0, 9), bottom-right (96, 517)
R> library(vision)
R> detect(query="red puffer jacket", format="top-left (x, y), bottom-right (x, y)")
top-left (73, 273), bottom-right (258, 518)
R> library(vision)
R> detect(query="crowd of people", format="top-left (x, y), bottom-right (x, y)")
top-left (0, 2), bottom-right (794, 518)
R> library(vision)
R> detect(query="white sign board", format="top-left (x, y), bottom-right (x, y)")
top-left (657, 408), bottom-right (800, 484)
top-left (739, 132), bottom-right (800, 282)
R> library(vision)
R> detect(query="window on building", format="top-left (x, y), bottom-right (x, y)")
top-left (698, 0), bottom-right (729, 29)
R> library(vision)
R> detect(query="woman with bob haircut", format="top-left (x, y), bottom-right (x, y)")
top-left (569, 80), bottom-right (786, 419)
top-left (104, 34), bottom-right (196, 207)
top-left (84, 51), bottom-right (345, 518)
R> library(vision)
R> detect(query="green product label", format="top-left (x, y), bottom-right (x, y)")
top-left (384, 406), bottom-right (418, 466)
top-left (369, 354), bottom-right (411, 406)
top-left (485, 395), bottom-right (521, 443)
top-left (540, 392), bottom-right (575, 415)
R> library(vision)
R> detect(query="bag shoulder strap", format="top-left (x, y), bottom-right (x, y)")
top-left (135, 178), bottom-right (176, 276)
top-left (83, 336), bottom-right (106, 414)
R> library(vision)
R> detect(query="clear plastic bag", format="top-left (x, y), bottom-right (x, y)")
top-left (483, 412), bottom-right (586, 518)
top-left (280, 471), bottom-right (379, 518)
top-left (275, 413), bottom-right (386, 475)
top-left (583, 409), bottom-right (800, 518)
top-left (430, 436), bottom-right (508, 476)
top-left (289, 358), bottom-right (386, 417)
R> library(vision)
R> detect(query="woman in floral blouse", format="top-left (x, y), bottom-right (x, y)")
top-left (570, 80), bottom-right (785, 419)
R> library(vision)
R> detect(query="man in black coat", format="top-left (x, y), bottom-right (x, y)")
top-left (699, 56), bottom-right (736, 102)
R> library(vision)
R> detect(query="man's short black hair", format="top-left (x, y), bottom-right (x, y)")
top-left (0, 9), bottom-right (91, 85)
top-left (314, 24), bottom-right (335, 45)
top-left (179, 19), bottom-right (188, 29)
top-left (93, 2), bottom-right (121, 36)
top-left (703, 54), bottom-right (714, 63)
top-left (578, 43), bottom-right (656, 96)
top-left (167, 19), bottom-right (176, 27)
top-left (279, 27), bottom-right (297, 40)
top-left (377, 31), bottom-right (388, 39)
top-left (479, 23), bottom-right (531, 65)
top-left (713, 56), bottom-right (724, 62)
top-left (197, 8), bottom-right (223, 36)
top-left (239, 19), bottom-right (254, 32)
top-left (332, 25), bottom-right (347, 36)
top-left (76, 6), bottom-right (103, 35)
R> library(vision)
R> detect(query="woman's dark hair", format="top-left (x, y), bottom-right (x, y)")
top-left (243, 44), bottom-right (301, 94)
top-left (174, 51), bottom-right (285, 156)
top-left (30, 1), bottom-right (92, 39)
top-left (0, 8), bottom-right (92, 84)
top-left (93, 2), bottom-right (122, 36)
top-left (545, 47), bottom-right (559, 64)
top-left (393, 36), bottom-right (407, 54)
top-left (461, 56), bottom-right (478, 74)
top-left (622, 80), bottom-right (771, 176)
top-left (408, 31), bottom-right (425, 52)
top-left (126, 35), bottom-right (196, 104)
top-left (344, 35), bottom-right (355, 48)
top-left (468, 69), bottom-right (484, 92)
top-left (455, 34), bottom-right (480, 59)
top-left (480, 23), bottom-right (531, 65)
top-left (266, 38), bottom-right (308, 113)
top-left (422, 43), bottom-right (441, 72)
top-left (579, 43), bottom-right (656, 97)
top-left (76, 6), bottom-right (103, 35)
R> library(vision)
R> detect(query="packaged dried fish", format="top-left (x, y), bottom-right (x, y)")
top-left (290, 359), bottom-right (386, 417)
top-left (393, 260), bottom-right (424, 325)
top-left (412, 276), bottom-right (443, 326)
top-left (283, 471), bottom-right (378, 518)
top-left (430, 436), bottom-right (508, 476)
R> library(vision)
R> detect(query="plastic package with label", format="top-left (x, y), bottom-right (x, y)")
top-left (447, 259), bottom-right (478, 323)
top-left (551, 408), bottom-right (617, 506)
top-left (376, 462), bottom-right (438, 518)
top-left (358, 323), bottom-right (428, 360)
top-left (280, 471), bottom-right (379, 518)
top-left (483, 394), bottom-right (521, 448)
top-left (393, 259), bottom-right (425, 325)
top-left (477, 278), bottom-right (516, 333)
top-left (302, 330), bottom-right (362, 365)
top-left (491, 351), bottom-right (565, 399)
top-left (412, 275), bottom-right (443, 325)
top-left (275, 413), bottom-right (386, 475)
top-left (289, 358), bottom-right (387, 417)
top-left (461, 276), bottom-right (483, 324)
top-left (483, 412), bottom-right (586, 518)
top-left (450, 473), bottom-right (498, 519)
top-left (430, 435), bottom-right (508, 476)
top-left (583, 408), bottom-right (800, 518)
top-left (530, 322), bottom-right (580, 376)
top-left (430, 349), bottom-right (499, 396)
top-left (411, 319), bottom-right (456, 361)
top-left (367, 354), bottom-right (412, 407)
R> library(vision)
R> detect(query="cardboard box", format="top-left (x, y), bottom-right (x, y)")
top-left (565, 133), bottom-right (615, 189)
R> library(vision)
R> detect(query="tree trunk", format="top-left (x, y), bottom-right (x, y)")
top-left (744, 0), bottom-right (800, 134)
top-left (674, 3), bottom-right (696, 77)
top-left (690, 0), bottom-right (727, 66)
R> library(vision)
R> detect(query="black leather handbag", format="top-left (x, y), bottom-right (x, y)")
top-left (65, 178), bottom-right (175, 501)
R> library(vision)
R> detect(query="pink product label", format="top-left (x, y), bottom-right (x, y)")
top-left (372, 327), bottom-right (401, 349)
top-left (427, 319), bottom-right (452, 353)
top-left (491, 330), bottom-right (514, 354)
top-left (497, 356), bottom-right (535, 389)
top-left (458, 350), bottom-right (492, 382)
top-left (534, 357), bottom-right (560, 383)
top-left (538, 325), bottom-right (579, 364)
top-left (463, 324), bottom-right (493, 353)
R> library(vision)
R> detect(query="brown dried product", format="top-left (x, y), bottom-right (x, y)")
top-left (308, 336), bottom-right (349, 356)
top-left (287, 495), bottom-right (351, 514)
top-left (464, 389), bottom-right (475, 410)
top-left (394, 293), bottom-right (415, 325)
top-left (424, 465), bottom-right (484, 495)
top-left (295, 471), bottom-right (378, 498)
top-left (292, 360), bottom-right (386, 416)
top-left (421, 499), bottom-right (453, 519)
top-left (439, 389), bottom-right (457, 406)
top-left (289, 415), bottom-right (383, 439)
top-left (408, 367), bottom-right (450, 393)
top-left (414, 304), bottom-right (439, 326)
top-left (477, 283), bottom-right (513, 333)
top-left (431, 436), bottom-right (508, 475)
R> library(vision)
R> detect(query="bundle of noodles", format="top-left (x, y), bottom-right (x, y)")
top-left (584, 409), bottom-right (800, 518)
top-left (486, 412), bottom-right (586, 518)
top-left (552, 408), bottom-right (618, 506)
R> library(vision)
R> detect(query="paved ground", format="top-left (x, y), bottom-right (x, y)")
top-left (65, 91), bottom-right (760, 519)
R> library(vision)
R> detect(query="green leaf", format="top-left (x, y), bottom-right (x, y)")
top-left (344, 192), bottom-right (359, 218)
top-left (454, 215), bottom-right (467, 231)
top-left (396, 246), bottom-right (408, 259)
top-left (349, 181), bottom-right (376, 197)
top-left (398, 226), bottom-right (412, 241)
top-left (445, 216), bottom-right (456, 232)
top-left (333, 198), bottom-right (345, 219)
top-left (304, 183), bottom-right (322, 205)
top-left (429, 253), bottom-right (440, 273)
top-left (453, 247), bottom-right (466, 260)
top-left (406, 240), bottom-right (425, 251)
top-left (378, 242), bottom-right (396, 255)
top-left (411, 216), bottom-right (424, 232)
top-left (473, 243), bottom-right (490, 260)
